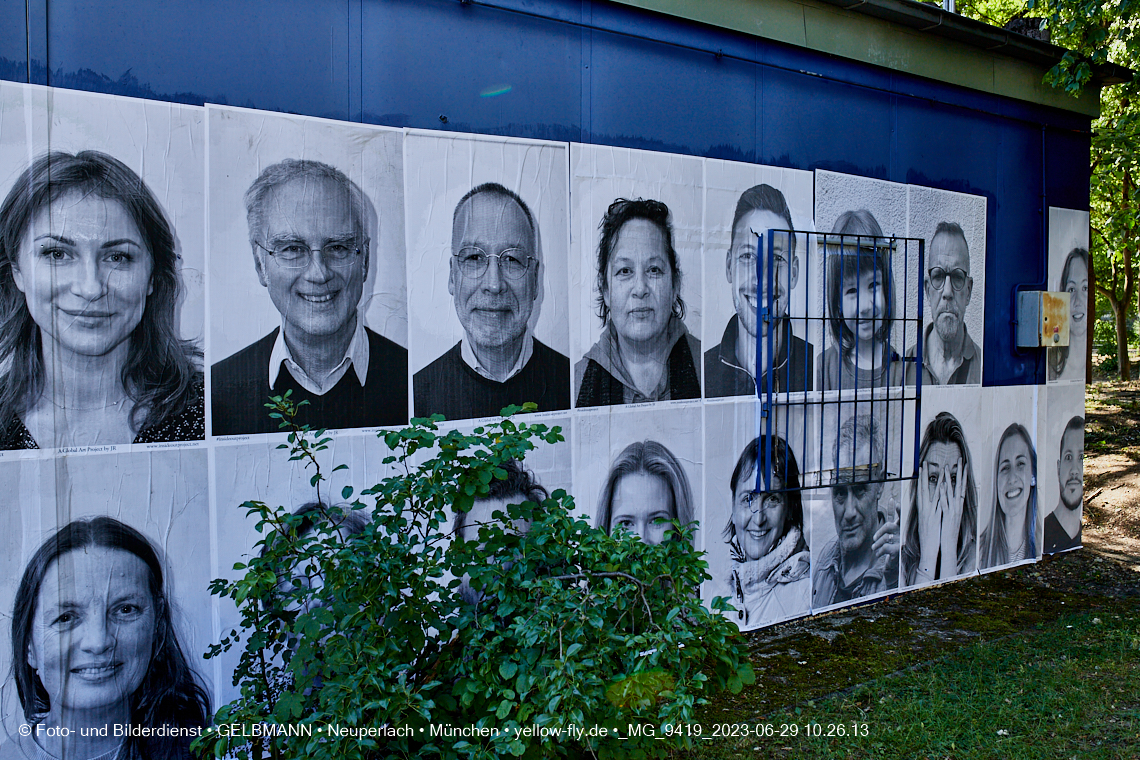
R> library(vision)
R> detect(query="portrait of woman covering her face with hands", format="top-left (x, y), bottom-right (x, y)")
top-left (902, 412), bottom-right (978, 586)
top-left (1, 516), bottom-right (209, 760)
top-left (723, 436), bottom-right (810, 626)
top-left (0, 151), bottom-right (202, 449)
top-left (575, 198), bottom-right (701, 406)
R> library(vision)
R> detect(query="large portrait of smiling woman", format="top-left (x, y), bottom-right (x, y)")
top-left (0, 83), bottom-right (206, 449)
top-left (0, 448), bottom-right (213, 758)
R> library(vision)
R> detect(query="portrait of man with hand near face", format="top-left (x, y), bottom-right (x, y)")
top-left (413, 183), bottom-right (570, 421)
top-left (211, 159), bottom-right (408, 435)
top-left (813, 414), bottom-right (900, 606)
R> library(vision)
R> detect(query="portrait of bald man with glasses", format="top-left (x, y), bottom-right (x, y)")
top-left (413, 182), bottom-right (570, 421)
top-left (211, 159), bottom-right (409, 435)
top-left (905, 221), bottom-right (981, 385)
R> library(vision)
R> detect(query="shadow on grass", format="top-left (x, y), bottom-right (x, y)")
top-left (683, 551), bottom-right (1140, 759)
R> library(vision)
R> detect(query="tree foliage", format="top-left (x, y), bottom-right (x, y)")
top-left (1028, 0), bottom-right (1140, 94)
top-left (955, 0), bottom-right (1036, 28)
top-left (1087, 83), bottom-right (1140, 379)
top-left (196, 396), bottom-right (753, 760)
top-left (1032, 0), bottom-right (1140, 378)
top-left (958, 0), bottom-right (1139, 378)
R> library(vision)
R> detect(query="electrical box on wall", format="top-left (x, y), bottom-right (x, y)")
top-left (1016, 291), bottom-right (1070, 348)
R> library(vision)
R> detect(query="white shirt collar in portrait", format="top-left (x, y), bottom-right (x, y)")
top-left (268, 313), bottom-right (370, 395)
top-left (460, 330), bottom-right (534, 382)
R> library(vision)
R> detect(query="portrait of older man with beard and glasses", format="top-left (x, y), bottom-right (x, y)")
top-left (905, 222), bottom-right (979, 386)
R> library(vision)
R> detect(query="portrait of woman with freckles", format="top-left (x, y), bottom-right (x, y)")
top-left (596, 440), bottom-right (694, 547)
top-left (0, 150), bottom-right (203, 449)
top-left (979, 423), bottom-right (1038, 569)
top-left (0, 516), bottom-right (209, 760)
top-left (574, 198), bottom-right (701, 407)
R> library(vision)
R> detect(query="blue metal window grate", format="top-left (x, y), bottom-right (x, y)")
top-left (754, 229), bottom-right (924, 497)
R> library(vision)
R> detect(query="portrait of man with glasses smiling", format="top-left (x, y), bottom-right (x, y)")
top-left (905, 221), bottom-right (981, 386)
top-left (211, 159), bottom-right (409, 435)
top-left (412, 182), bottom-right (570, 421)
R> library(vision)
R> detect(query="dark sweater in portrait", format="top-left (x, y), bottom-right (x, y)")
top-left (704, 316), bottom-right (812, 398)
top-left (577, 340), bottom-right (700, 407)
top-left (1043, 510), bottom-right (1081, 554)
top-left (574, 319), bottom-right (701, 408)
top-left (413, 339), bottom-right (570, 421)
top-left (211, 327), bottom-right (408, 436)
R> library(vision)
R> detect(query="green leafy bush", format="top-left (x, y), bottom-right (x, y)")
top-left (1092, 313), bottom-right (1132, 354)
top-left (1093, 315), bottom-right (1139, 374)
top-left (197, 397), bottom-right (753, 759)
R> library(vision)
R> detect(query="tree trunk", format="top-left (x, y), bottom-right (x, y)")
top-left (1112, 297), bottom-right (1132, 381)
top-left (1124, 169), bottom-right (1135, 382)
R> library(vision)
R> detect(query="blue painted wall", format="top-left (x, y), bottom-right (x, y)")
top-left (0, 0), bottom-right (1091, 385)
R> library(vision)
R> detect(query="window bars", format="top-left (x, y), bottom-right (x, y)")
top-left (753, 228), bottom-right (925, 496)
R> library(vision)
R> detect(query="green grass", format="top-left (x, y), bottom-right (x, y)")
top-left (688, 564), bottom-right (1120, 730)
top-left (680, 610), bottom-right (1140, 759)
top-left (667, 382), bottom-right (1140, 760)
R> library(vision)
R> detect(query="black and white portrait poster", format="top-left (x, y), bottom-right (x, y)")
top-left (807, 392), bottom-right (914, 611)
top-left (805, 479), bottom-right (901, 612)
top-left (1047, 207), bottom-right (1091, 385)
top-left (703, 400), bottom-right (814, 630)
top-left (211, 434), bottom-right (399, 706)
top-left (569, 144), bottom-right (704, 408)
top-left (1039, 383), bottom-right (1085, 554)
top-left (703, 159), bottom-right (816, 398)
top-left (0, 82), bottom-right (206, 450)
top-left (439, 415), bottom-right (573, 551)
top-left (812, 393), bottom-right (916, 488)
top-left (907, 185), bottom-right (987, 386)
top-left (404, 131), bottom-right (571, 423)
top-left (901, 385), bottom-right (988, 590)
top-left (813, 170), bottom-right (915, 393)
top-left (572, 405), bottom-right (703, 559)
top-left (0, 450), bottom-right (212, 743)
top-left (207, 105), bottom-right (408, 437)
top-left (979, 386), bottom-right (1040, 571)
